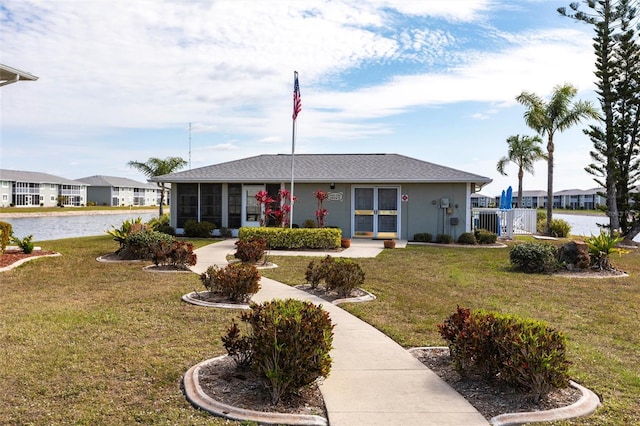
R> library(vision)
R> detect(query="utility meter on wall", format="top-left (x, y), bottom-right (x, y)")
top-left (440, 198), bottom-right (449, 208)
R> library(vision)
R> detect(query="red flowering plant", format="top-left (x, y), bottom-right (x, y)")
top-left (255, 189), bottom-right (297, 227)
top-left (314, 190), bottom-right (329, 228)
top-left (254, 190), bottom-right (275, 227)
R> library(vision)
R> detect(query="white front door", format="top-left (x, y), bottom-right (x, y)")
top-left (242, 185), bottom-right (264, 227)
top-left (353, 187), bottom-right (399, 238)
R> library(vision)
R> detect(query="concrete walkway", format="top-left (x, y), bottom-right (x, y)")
top-left (190, 239), bottom-right (488, 426)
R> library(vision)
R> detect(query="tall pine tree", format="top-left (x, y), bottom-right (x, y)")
top-left (559, 0), bottom-right (640, 239)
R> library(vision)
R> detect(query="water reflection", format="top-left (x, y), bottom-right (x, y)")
top-left (3, 212), bottom-right (158, 242)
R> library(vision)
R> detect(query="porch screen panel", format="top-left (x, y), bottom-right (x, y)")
top-left (176, 183), bottom-right (198, 228)
top-left (200, 183), bottom-right (222, 227)
top-left (228, 184), bottom-right (242, 228)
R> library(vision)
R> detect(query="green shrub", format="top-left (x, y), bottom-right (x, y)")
top-left (106, 217), bottom-right (144, 250)
top-left (457, 232), bottom-right (476, 245)
top-left (147, 214), bottom-right (175, 235)
top-left (438, 307), bottom-right (570, 402)
top-left (221, 320), bottom-right (253, 368)
top-left (509, 242), bottom-right (558, 273)
top-left (200, 263), bottom-right (261, 302)
top-left (234, 238), bottom-right (267, 264)
top-left (474, 228), bottom-right (497, 244)
top-left (302, 219), bottom-right (317, 228)
top-left (219, 227), bottom-right (233, 238)
top-left (435, 234), bottom-right (453, 244)
top-left (151, 240), bottom-right (197, 268)
top-left (238, 227), bottom-right (340, 249)
top-left (183, 219), bottom-right (215, 238)
top-left (495, 315), bottom-right (570, 401)
top-left (11, 234), bottom-right (35, 254)
top-left (304, 255), bottom-right (335, 289)
top-left (413, 233), bottom-right (432, 243)
top-left (325, 258), bottom-right (365, 298)
top-left (549, 219), bottom-right (571, 238)
top-left (0, 221), bottom-right (13, 253)
top-left (224, 299), bottom-right (334, 404)
top-left (119, 229), bottom-right (174, 260)
top-left (585, 231), bottom-right (627, 270)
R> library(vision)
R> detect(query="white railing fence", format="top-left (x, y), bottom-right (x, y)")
top-left (472, 208), bottom-right (538, 238)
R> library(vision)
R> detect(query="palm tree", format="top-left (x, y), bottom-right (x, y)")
top-left (127, 156), bottom-right (187, 216)
top-left (496, 135), bottom-right (546, 208)
top-left (516, 84), bottom-right (599, 234)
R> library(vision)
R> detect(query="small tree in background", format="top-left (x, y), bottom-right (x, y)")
top-left (127, 156), bottom-right (187, 216)
top-left (496, 135), bottom-right (546, 208)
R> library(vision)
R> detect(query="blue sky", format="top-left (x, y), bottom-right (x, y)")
top-left (1, 0), bottom-right (600, 196)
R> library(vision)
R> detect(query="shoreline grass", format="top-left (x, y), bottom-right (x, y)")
top-left (1, 236), bottom-right (638, 424)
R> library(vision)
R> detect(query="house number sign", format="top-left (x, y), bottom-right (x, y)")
top-left (328, 192), bottom-right (343, 201)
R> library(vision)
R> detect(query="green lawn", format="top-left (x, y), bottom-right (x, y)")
top-left (1, 236), bottom-right (638, 424)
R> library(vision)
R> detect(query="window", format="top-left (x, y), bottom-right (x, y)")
top-left (228, 184), bottom-right (242, 228)
top-left (2, 194), bottom-right (7, 201)
top-left (176, 183), bottom-right (198, 228)
top-left (200, 183), bottom-right (222, 227)
top-left (50, 184), bottom-right (55, 190)
top-left (2, 181), bottom-right (8, 188)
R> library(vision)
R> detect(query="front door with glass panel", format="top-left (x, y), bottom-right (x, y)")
top-left (353, 187), bottom-right (399, 238)
top-left (242, 185), bottom-right (264, 227)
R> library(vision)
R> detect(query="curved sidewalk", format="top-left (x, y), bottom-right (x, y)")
top-left (191, 240), bottom-right (488, 426)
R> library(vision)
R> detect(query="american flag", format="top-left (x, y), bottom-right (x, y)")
top-left (292, 71), bottom-right (302, 120)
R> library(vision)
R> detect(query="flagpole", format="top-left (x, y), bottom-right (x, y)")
top-left (290, 71), bottom-right (301, 229)
top-left (290, 113), bottom-right (296, 229)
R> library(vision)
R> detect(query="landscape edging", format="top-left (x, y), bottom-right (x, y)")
top-left (183, 355), bottom-right (328, 426)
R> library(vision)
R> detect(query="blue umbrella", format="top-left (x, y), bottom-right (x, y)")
top-left (506, 186), bottom-right (513, 209)
top-left (500, 190), bottom-right (506, 209)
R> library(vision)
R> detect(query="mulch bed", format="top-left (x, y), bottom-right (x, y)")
top-left (0, 250), bottom-right (58, 269)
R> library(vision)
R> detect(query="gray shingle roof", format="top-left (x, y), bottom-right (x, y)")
top-left (151, 154), bottom-right (492, 186)
top-left (76, 175), bottom-right (159, 190)
top-left (0, 169), bottom-right (87, 186)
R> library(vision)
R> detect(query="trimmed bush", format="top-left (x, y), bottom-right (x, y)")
top-left (238, 227), bottom-right (340, 250)
top-left (200, 263), bottom-right (261, 302)
top-left (435, 234), bottom-right (453, 244)
top-left (457, 232), bottom-right (477, 245)
top-left (234, 238), bottom-right (267, 264)
top-left (474, 228), bottom-right (497, 244)
top-left (119, 229), bottom-right (174, 260)
top-left (183, 219), bottom-right (215, 238)
top-left (438, 307), bottom-right (570, 401)
top-left (0, 221), bottom-right (13, 253)
top-left (151, 240), bottom-right (197, 268)
top-left (224, 299), bottom-right (334, 404)
top-left (304, 255), bottom-right (335, 289)
top-left (509, 242), bottom-right (558, 274)
top-left (549, 219), bottom-right (571, 238)
top-left (325, 258), bottom-right (365, 298)
top-left (413, 233), bottom-right (433, 243)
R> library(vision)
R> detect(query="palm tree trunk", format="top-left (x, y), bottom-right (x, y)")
top-left (517, 167), bottom-right (524, 208)
top-left (546, 135), bottom-right (554, 235)
top-left (159, 183), bottom-right (165, 217)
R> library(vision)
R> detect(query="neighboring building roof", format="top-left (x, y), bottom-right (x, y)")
top-left (151, 154), bottom-right (492, 189)
top-left (76, 175), bottom-right (159, 190)
top-left (0, 169), bottom-right (87, 186)
top-left (0, 63), bottom-right (38, 87)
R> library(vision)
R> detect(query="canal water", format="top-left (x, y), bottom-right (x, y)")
top-left (2, 211), bottom-right (158, 242)
top-left (1, 211), bottom-right (638, 242)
